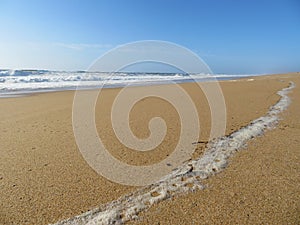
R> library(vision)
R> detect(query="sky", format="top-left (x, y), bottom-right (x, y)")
top-left (0, 0), bottom-right (299, 74)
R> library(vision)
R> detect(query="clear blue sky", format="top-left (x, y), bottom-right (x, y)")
top-left (0, 0), bottom-right (299, 73)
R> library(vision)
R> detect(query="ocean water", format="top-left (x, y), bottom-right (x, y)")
top-left (0, 69), bottom-right (257, 96)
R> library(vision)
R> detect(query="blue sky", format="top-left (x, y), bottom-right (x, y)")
top-left (0, 0), bottom-right (299, 73)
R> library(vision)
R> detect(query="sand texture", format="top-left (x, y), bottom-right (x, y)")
top-left (0, 73), bottom-right (299, 224)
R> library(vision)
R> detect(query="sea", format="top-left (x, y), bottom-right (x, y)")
top-left (0, 69), bottom-right (260, 97)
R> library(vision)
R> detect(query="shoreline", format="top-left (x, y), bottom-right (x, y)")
top-left (0, 73), bottom-right (299, 224)
top-left (0, 72), bottom-right (281, 99)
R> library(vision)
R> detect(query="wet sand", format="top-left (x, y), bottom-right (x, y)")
top-left (0, 73), bottom-right (299, 224)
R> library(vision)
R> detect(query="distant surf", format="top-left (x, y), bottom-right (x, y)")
top-left (0, 69), bottom-right (260, 96)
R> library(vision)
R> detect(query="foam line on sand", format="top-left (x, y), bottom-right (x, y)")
top-left (53, 81), bottom-right (295, 225)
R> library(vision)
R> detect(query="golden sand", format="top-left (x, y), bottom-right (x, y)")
top-left (0, 73), bottom-right (299, 224)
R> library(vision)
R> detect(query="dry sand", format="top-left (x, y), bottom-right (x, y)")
top-left (128, 74), bottom-right (300, 225)
top-left (0, 73), bottom-right (299, 224)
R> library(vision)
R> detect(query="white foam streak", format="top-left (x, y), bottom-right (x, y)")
top-left (53, 82), bottom-right (294, 225)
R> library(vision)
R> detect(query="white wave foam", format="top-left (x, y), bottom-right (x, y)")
top-left (0, 70), bottom-right (260, 94)
top-left (53, 81), bottom-right (295, 225)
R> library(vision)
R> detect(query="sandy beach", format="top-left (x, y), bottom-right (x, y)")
top-left (0, 73), bottom-right (299, 224)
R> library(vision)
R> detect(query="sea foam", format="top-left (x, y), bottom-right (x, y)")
top-left (0, 69), bottom-right (259, 95)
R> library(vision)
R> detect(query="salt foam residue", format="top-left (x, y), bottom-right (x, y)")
top-left (53, 81), bottom-right (295, 225)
